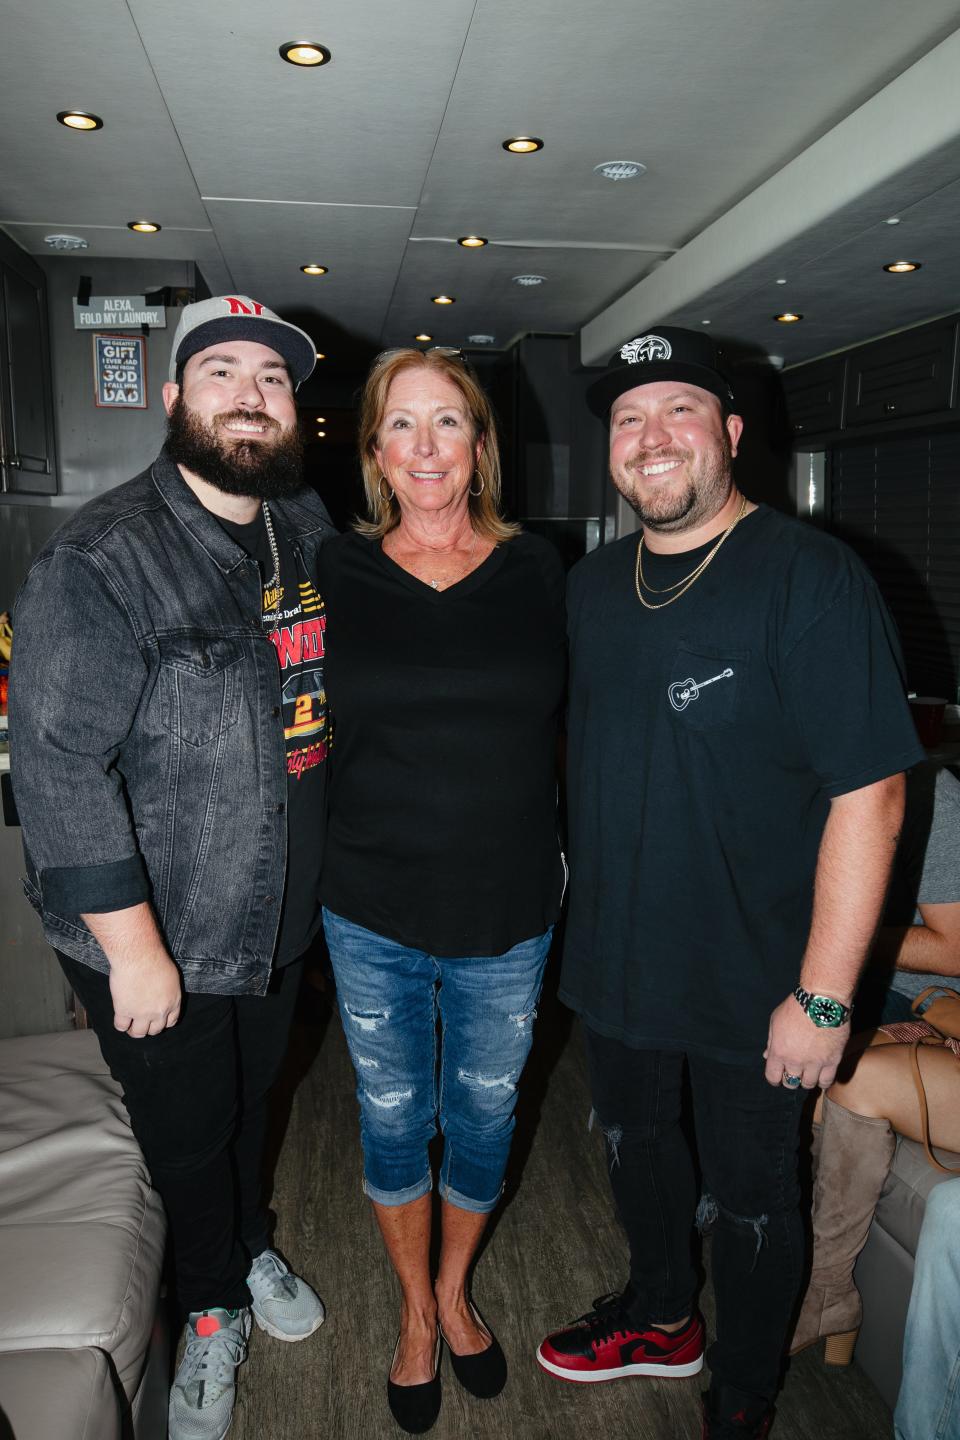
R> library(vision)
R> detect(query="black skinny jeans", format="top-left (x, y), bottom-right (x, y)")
top-left (57, 953), bottom-right (302, 1315)
top-left (584, 1027), bottom-right (807, 1408)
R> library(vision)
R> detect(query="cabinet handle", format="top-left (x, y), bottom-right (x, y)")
top-left (883, 402), bottom-right (897, 415)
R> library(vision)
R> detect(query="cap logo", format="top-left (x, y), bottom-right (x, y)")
top-left (620, 333), bottom-right (672, 364)
top-left (224, 297), bottom-right (266, 316)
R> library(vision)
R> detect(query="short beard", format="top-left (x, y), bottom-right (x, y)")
top-left (166, 396), bottom-right (304, 500)
top-left (618, 431), bottom-right (733, 534)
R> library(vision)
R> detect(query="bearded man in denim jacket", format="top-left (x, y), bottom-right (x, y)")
top-left (10, 295), bottom-right (334, 1440)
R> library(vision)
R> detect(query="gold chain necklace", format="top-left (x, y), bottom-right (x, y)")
top-left (634, 494), bottom-right (748, 610)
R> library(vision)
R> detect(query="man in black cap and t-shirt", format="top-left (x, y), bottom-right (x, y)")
top-left (10, 295), bottom-right (334, 1440)
top-left (535, 328), bottom-right (923, 1436)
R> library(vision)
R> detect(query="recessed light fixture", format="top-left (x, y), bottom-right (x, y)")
top-left (701, 319), bottom-right (711, 326)
top-left (57, 110), bottom-right (103, 131)
top-left (468, 334), bottom-right (496, 345)
top-left (316, 430), bottom-right (326, 438)
top-left (886, 216), bottom-right (901, 225)
top-left (512, 274), bottom-right (546, 287)
top-left (502, 136), bottom-right (543, 154)
top-left (414, 333), bottom-right (433, 342)
top-left (774, 312), bottom-right (803, 323)
top-left (315, 416), bottom-right (326, 423)
top-left (457, 235), bottom-right (488, 248)
top-left (300, 264), bottom-right (327, 276)
top-left (593, 160), bottom-right (646, 181)
top-left (44, 233), bottom-right (88, 250)
top-left (315, 352), bottom-right (326, 360)
top-left (883, 260), bottom-right (921, 274)
top-left (775, 277), bottom-right (787, 285)
top-left (279, 42), bottom-right (331, 66)
top-left (431, 295), bottom-right (455, 305)
top-left (127, 220), bottom-right (161, 234)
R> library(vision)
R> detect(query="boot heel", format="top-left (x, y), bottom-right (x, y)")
top-left (823, 1329), bottom-right (858, 1366)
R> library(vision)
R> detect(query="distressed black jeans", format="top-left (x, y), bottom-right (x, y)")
top-left (584, 1027), bottom-right (807, 1406)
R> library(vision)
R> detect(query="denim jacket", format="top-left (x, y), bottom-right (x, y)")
top-left (9, 449), bottom-right (335, 995)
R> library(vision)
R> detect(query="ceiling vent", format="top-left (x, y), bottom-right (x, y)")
top-left (44, 233), bottom-right (88, 250)
top-left (593, 160), bottom-right (646, 181)
top-left (467, 334), bottom-right (496, 345)
top-left (512, 274), bottom-right (546, 287)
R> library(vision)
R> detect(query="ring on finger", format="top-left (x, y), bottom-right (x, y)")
top-left (782, 1073), bottom-right (802, 1088)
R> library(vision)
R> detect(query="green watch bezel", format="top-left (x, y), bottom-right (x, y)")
top-left (794, 985), bottom-right (850, 1029)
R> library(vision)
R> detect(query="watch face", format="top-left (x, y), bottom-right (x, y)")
top-left (808, 995), bottom-right (846, 1028)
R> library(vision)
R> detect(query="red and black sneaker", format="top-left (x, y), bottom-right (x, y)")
top-left (536, 1292), bottom-right (704, 1383)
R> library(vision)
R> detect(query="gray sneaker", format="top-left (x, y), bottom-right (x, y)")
top-left (246, 1249), bottom-right (325, 1341)
top-left (168, 1307), bottom-right (251, 1440)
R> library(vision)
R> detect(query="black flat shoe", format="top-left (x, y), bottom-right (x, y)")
top-left (443, 1302), bottom-right (507, 1400)
top-left (387, 1333), bottom-right (442, 1434)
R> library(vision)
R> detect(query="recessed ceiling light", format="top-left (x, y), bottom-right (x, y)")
top-left (593, 160), bottom-right (646, 181)
top-left (775, 277), bottom-right (787, 285)
top-left (512, 274), bottom-right (546, 286)
top-left (127, 220), bottom-right (161, 234)
top-left (457, 235), bottom-right (488, 248)
top-left (883, 260), bottom-right (921, 273)
top-left (44, 233), bottom-right (88, 250)
top-left (57, 110), bottom-right (103, 131)
top-left (315, 416), bottom-right (326, 423)
top-left (774, 312), bottom-right (803, 323)
top-left (701, 319), bottom-right (711, 326)
top-left (886, 216), bottom-right (901, 225)
top-left (414, 333), bottom-right (433, 342)
top-left (315, 352), bottom-right (326, 360)
top-left (431, 295), bottom-right (455, 305)
top-left (468, 334), bottom-right (496, 345)
top-left (300, 264), bottom-right (327, 276)
top-left (502, 136), bottom-right (543, 154)
top-left (316, 430), bottom-right (326, 438)
top-left (279, 42), bottom-right (331, 66)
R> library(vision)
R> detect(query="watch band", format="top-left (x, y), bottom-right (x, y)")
top-left (793, 985), bottom-right (851, 1028)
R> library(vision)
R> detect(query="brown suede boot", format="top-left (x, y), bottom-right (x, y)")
top-left (790, 1095), bottom-right (895, 1364)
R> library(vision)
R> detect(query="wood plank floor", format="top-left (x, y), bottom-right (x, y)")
top-left (230, 969), bottom-right (894, 1440)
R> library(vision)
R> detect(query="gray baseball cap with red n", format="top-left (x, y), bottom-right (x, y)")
top-left (168, 295), bottom-right (317, 386)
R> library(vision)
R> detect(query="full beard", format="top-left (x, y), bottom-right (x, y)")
top-left (166, 396), bottom-right (305, 500)
top-left (617, 433), bottom-right (733, 533)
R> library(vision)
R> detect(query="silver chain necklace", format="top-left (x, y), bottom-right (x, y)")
top-left (260, 501), bottom-right (282, 629)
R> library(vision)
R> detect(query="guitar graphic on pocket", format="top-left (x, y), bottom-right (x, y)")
top-left (668, 667), bottom-right (734, 712)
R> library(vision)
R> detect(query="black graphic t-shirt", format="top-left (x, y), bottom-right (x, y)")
top-left (560, 504), bottom-right (924, 1061)
top-left (220, 508), bottom-right (328, 965)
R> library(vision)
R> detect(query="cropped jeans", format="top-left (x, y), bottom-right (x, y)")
top-left (584, 1028), bottom-right (807, 1409)
top-left (323, 909), bottom-right (552, 1213)
top-left (895, 1178), bottom-right (960, 1440)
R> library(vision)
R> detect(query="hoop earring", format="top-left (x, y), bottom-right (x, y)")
top-left (377, 477), bottom-right (395, 502)
top-left (469, 472), bottom-right (485, 497)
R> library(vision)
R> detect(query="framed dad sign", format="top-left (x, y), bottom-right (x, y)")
top-left (93, 333), bottom-right (147, 408)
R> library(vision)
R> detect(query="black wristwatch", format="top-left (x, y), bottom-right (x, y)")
top-left (793, 985), bottom-right (850, 1028)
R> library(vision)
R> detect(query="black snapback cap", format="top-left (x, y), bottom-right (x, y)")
top-left (587, 326), bottom-right (736, 416)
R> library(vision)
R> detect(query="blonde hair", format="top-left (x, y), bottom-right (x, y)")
top-left (355, 348), bottom-right (519, 542)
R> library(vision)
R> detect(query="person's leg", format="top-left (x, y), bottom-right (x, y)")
top-left (322, 910), bottom-right (439, 1388)
top-left (895, 1179), bottom-right (960, 1440)
top-left (537, 1035), bottom-right (704, 1384)
top-left (57, 952), bottom-right (248, 1313)
top-left (691, 1053), bottom-right (806, 1426)
top-left (832, 1041), bottom-right (960, 1151)
top-left (233, 958), bottom-right (305, 1259)
top-left (434, 928), bottom-right (552, 1354)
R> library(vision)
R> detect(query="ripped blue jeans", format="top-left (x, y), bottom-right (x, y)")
top-left (584, 1029), bottom-right (806, 1407)
top-left (323, 909), bottom-right (552, 1213)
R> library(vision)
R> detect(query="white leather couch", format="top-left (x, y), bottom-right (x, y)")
top-left (0, 1029), bottom-right (167, 1439)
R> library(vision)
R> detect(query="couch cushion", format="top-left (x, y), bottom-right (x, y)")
top-left (874, 1133), bottom-right (960, 1256)
top-left (0, 1030), bottom-right (165, 1398)
top-left (0, 1347), bottom-right (122, 1440)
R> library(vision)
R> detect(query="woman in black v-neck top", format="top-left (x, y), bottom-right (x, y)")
top-left (318, 348), bottom-right (566, 1430)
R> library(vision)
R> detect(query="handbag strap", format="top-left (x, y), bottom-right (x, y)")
top-left (909, 1037), bottom-right (960, 1174)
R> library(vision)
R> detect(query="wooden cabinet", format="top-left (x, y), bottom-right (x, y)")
top-left (845, 319), bottom-right (957, 428)
top-left (0, 236), bottom-right (57, 495)
top-left (782, 355), bottom-right (846, 438)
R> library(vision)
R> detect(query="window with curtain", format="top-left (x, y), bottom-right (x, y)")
top-left (829, 431), bottom-right (960, 701)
